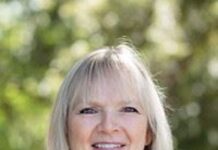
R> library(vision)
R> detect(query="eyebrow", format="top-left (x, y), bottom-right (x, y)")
top-left (82, 98), bottom-right (144, 109)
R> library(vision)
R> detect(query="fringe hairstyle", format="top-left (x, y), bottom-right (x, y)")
top-left (47, 44), bottom-right (173, 150)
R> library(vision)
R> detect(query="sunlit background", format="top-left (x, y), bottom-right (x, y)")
top-left (0, 0), bottom-right (218, 150)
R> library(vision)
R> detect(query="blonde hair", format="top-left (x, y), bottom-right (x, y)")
top-left (47, 44), bottom-right (173, 150)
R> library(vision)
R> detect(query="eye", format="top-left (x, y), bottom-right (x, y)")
top-left (121, 106), bottom-right (139, 113)
top-left (79, 107), bottom-right (98, 114)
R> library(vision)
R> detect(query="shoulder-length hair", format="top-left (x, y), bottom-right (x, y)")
top-left (47, 44), bottom-right (173, 150)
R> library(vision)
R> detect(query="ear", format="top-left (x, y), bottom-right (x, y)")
top-left (145, 128), bottom-right (153, 146)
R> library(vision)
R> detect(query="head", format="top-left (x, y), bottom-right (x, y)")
top-left (47, 44), bottom-right (173, 150)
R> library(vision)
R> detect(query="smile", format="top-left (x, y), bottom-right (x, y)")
top-left (92, 143), bottom-right (125, 149)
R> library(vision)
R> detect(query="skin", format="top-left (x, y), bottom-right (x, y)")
top-left (67, 86), bottom-right (151, 150)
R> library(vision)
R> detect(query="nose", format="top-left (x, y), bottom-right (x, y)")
top-left (97, 111), bottom-right (119, 134)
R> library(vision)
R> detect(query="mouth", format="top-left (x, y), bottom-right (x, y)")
top-left (92, 143), bottom-right (125, 149)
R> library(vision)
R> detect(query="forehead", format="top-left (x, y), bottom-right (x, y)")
top-left (72, 70), bottom-right (145, 109)
top-left (69, 49), bottom-right (147, 110)
top-left (73, 86), bottom-right (143, 112)
top-left (82, 98), bottom-right (143, 110)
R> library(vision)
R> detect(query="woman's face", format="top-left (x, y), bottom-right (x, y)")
top-left (67, 87), bottom-right (151, 150)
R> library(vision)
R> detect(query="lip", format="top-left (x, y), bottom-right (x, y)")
top-left (92, 142), bottom-right (126, 150)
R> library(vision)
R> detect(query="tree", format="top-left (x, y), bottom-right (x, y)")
top-left (0, 0), bottom-right (217, 149)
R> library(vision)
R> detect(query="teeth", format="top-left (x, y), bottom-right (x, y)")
top-left (94, 143), bottom-right (122, 148)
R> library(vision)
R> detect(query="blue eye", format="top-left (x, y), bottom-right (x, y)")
top-left (79, 108), bottom-right (97, 114)
top-left (122, 106), bottom-right (139, 113)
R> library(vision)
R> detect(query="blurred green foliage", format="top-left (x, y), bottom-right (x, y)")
top-left (0, 0), bottom-right (218, 150)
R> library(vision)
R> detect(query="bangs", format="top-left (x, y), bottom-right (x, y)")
top-left (69, 49), bottom-right (147, 109)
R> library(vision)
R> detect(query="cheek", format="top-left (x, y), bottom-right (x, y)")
top-left (67, 116), bottom-right (97, 147)
top-left (121, 116), bottom-right (148, 141)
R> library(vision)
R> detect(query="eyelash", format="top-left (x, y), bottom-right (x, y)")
top-left (78, 106), bottom-right (139, 114)
top-left (121, 106), bottom-right (139, 113)
top-left (79, 107), bottom-right (97, 114)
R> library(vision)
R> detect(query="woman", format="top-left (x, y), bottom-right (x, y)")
top-left (47, 44), bottom-right (173, 150)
